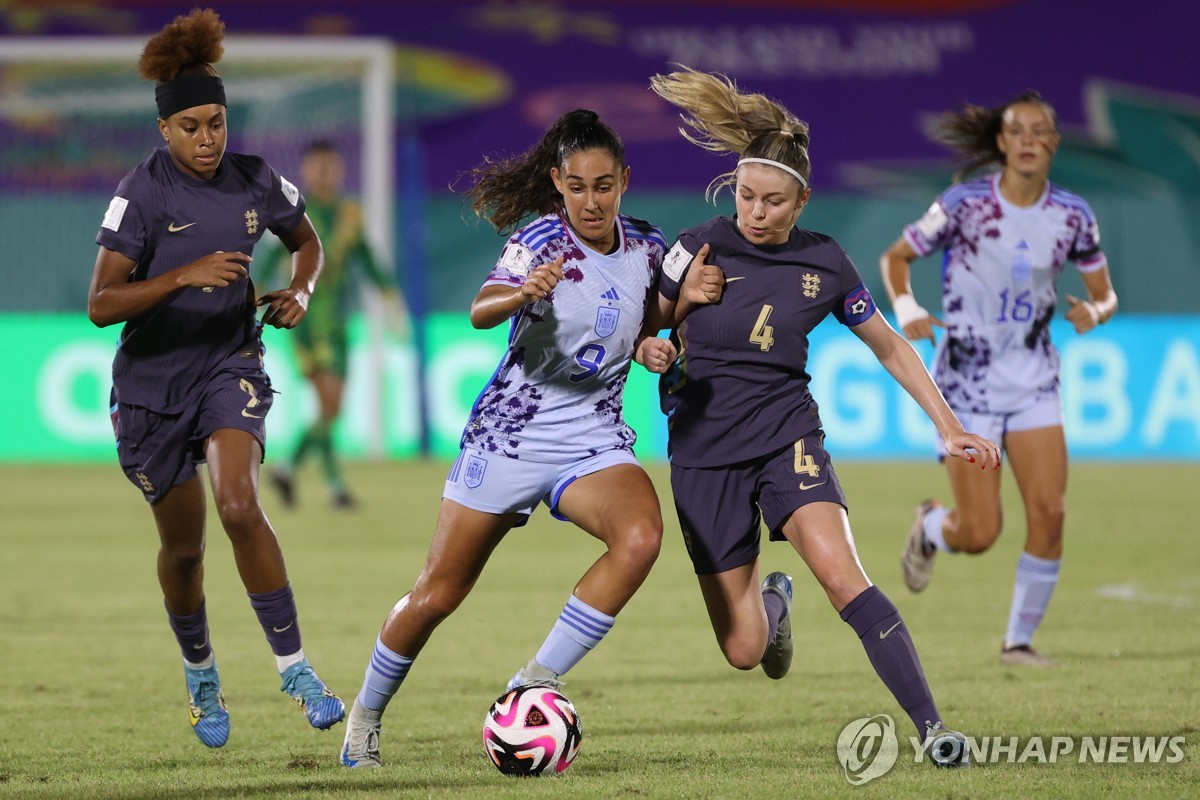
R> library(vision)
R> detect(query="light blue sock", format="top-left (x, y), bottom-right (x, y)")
top-left (1004, 552), bottom-right (1061, 647)
top-left (533, 594), bottom-right (616, 677)
top-left (357, 636), bottom-right (413, 712)
top-left (923, 506), bottom-right (955, 553)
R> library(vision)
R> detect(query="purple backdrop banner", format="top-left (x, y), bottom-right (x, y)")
top-left (5, 0), bottom-right (1198, 190)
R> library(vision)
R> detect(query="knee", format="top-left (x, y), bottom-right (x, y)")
top-left (954, 510), bottom-right (1003, 554)
top-left (610, 520), bottom-right (663, 574)
top-left (818, 572), bottom-right (866, 612)
top-left (406, 583), bottom-right (468, 627)
top-left (721, 638), bottom-right (765, 672)
top-left (161, 541), bottom-right (204, 572)
top-left (1028, 500), bottom-right (1065, 549)
top-left (215, 494), bottom-right (267, 539)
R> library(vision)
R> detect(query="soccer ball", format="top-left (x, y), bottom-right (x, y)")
top-left (482, 685), bottom-right (583, 776)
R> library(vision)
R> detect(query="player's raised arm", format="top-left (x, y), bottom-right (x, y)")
top-left (880, 236), bottom-right (942, 345)
top-left (257, 215), bottom-right (322, 329)
top-left (470, 256), bottom-right (564, 329)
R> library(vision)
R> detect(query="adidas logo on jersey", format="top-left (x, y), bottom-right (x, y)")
top-left (601, 287), bottom-right (620, 301)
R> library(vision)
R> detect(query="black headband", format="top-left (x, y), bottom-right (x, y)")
top-left (155, 74), bottom-right (226, 119)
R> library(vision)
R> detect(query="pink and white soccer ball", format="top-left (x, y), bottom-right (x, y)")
top-left (482, 685), bottom-right (583, 776)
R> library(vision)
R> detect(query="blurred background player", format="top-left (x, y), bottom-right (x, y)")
top-left (338, 109), bottom-right (688, 768)
top-left (647, 67), bottom-right (1003, 760)
top-left (266, 139), bottom-right (408, 511)
top-left (87, 9), bottom-right (344, 748)
top-left (880, 90), bottom-right (1118, 667)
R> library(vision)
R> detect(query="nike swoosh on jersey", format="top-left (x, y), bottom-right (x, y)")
top-left (168, 222), bottom-right (197, 232)
top-left (798, 481), bottom-right (827, 491)
top-left (724, 276), bottom-right (747, 282)
top-left (241, 409), bottom-right (264, 419)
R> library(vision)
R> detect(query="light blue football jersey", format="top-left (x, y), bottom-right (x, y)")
top-left (904, 173), bottom-right (1106, 414)
top-left (462, 212), bottom-right (666, 462)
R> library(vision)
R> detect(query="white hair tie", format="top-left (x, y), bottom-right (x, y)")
top-left (737, 157), bottom-right (808, 189)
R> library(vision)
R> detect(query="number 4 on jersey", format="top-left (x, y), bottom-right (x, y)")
top-left (750, 304), bottom-right (775, 352)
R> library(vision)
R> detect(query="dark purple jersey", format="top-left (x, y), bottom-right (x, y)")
top-left (96, 147), bottom-right (306, 413)
top-left (659, 216), bottom-right (877, 468)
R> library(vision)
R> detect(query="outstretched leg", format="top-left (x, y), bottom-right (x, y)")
top-left (784, 502), bottom-right (945, 740)
top-left (508, 464), bottom-right (663, 688)
top-left (342, 499), bottom-right (517, 767)
top-left (206, 427), bottom-right (344, 729)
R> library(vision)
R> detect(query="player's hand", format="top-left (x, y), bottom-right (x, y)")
top-left (680, 244), bottom-right (724, 305)
top-left (1065, 294), bottom-right (1100, 334)
top-left (520, 257), bottom-right (564, 305)
top-left (176, 251), bottom-right (250, 290)
top-left (257, 286), bottom-right (310, 329)
top-left (902, 314), bottom-right (944, 345)
top-left (942, 430), bottom-right (1002, 471)
top-left (635, 335), bottom-right (678, 374)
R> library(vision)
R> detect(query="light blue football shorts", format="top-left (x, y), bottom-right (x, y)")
top-left (937, 389), bottom-right (1064, 459)
top-left (443, 445), bottom-right (642, 524)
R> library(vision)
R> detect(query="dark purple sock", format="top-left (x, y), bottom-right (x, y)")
top-left (167, 600), bottom-right (212, 664)
top-left (840, 585), bottom-right (940, 737)
top-left (761, 589), bottom-right (787, 661)
top-left (248, 585), bottom-right (302, 657)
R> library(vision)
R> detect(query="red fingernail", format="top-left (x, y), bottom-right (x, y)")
top-left (968, 456), bottom-right (975, 463)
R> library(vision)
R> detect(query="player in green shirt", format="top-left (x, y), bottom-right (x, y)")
top-left (268, 140), bottom-right (406, 509)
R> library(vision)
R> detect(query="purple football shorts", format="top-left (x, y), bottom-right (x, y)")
top-left (670, 431), bottom-right (847, 574)
top-left (111, 368), bottom-right (272, 504)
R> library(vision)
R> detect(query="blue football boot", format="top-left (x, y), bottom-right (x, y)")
top-left (280, 659), bottom-right (345, 730)
top-left (184, 661), bottom-right (230, 748)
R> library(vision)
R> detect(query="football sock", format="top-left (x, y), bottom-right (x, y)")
top-left (923, 505), bottom-right (954, 553)
top-left (184, 653), bottom-right (215, 670)
top-left (313, 421), bottom-right (343, 490)
top-left (167, 600), bottom-right (212, 664)
top-left (762, 586), bottom-right (787, 646)
top-left (248, 585), bottom-right (304, 668)
top-left (289, 427), bottom-right (314, 470)
top-left (357, 636), bottom-right (413, 713)
top-left (533, 594), bottom-right (615, 677)
top-left (1004, 552), bottom-right (1061, 647)
top-left (841, 585), bottom-right (940, 736)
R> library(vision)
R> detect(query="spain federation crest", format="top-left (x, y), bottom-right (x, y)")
top-left (594, 306), bottom-right (621, 338)
top-left (464, 455), bottom-right (488, 489)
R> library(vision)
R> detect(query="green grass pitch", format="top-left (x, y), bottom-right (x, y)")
top-left (1, 459), bottom-right (1196, 798)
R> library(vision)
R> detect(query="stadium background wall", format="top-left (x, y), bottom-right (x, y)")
top-left (2, 0), bottom-right (1196, 462)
